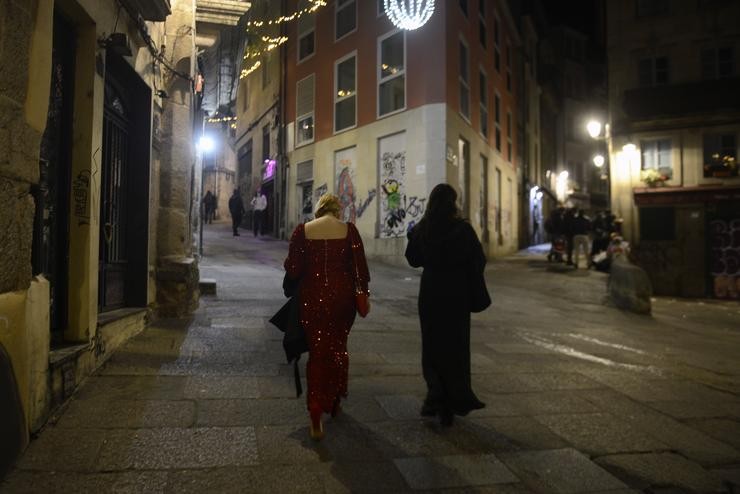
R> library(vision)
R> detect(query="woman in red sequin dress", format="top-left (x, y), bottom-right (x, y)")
top-left (284, 194), bottom-right (370, 440)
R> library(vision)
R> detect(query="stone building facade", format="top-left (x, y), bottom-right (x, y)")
top-left (0, 0), bottom-right (203, 473)
top-left (606, 0), bottom-right (740, 298)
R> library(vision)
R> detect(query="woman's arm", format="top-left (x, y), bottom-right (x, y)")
top-left (284, 224), bottom-right (306, 280)
top-left (404, 228), bottom-right (424, 268)
top-left (349, 223), bottom-right (371, 294)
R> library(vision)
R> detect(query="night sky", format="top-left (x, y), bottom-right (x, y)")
top-left (544, 0), bottom-right (600, 41)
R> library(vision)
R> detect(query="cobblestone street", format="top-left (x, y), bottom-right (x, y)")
top-left (3, 223), bottom-right (740, 493)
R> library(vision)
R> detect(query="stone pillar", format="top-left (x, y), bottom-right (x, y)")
top-left (156, 0), bottom-right (200, 317)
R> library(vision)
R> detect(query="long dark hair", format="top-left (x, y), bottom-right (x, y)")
top-left (415, 183), bottom-right (461, 240)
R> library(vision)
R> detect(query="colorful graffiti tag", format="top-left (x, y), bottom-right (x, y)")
top-left (709, 218), bottom-right (740, 299)
top-left (378, 149), bottom-right (427, 237)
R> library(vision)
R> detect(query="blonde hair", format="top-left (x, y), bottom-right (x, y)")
top-left (315, 193), bottom-right (341, 218)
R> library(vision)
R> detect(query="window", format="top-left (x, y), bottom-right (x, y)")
top-left (378, 0), bottom-right (384, 16)
top-left (495, 167), bottom-right (502, 232)
top-left (506, 111), bottom-right (512, 162)
top-left (297, 13), bottom-right (315, 62)
top-left (479, 19), bottom-right (487, 48)
top-left (262, 124), bottom-right (270, 162)
top-left (479, 0), bottom-right (485, 17)
top-left (378, 31), bottom-right (405, 117)
top-left (240, 79), bottom-right (249, 112)
top-left (703, 133), bottom-right (738, 178)
top-left (459, 40), bottom-right (470, 119)
top-left (494, 17), bottom-right (501, 72)
top-left (334, 53), bottom-right (356, 132)
top-left (637, 0), bottom-right (669, 17)
top-left (336, 0), bottom-right (356, 41)
top-left (641, 139), bottom-right (672, 179)
top-left (494, 94), bottom-right (501, 152)
top-left (296, 74), bottom-right (315, 146)
top-left (638, 56), bottom-right (669, 86)
top-left (261, 54), bottom-right (270, 88)
top-left (459, 0), bottom-right (468, 17)
top-left (479, 69), bottom-right (488, 137)
top-left (702, 47), bottom-right (734, 79)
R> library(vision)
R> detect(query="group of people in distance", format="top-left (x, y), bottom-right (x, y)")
top-left (544, 205), bottom-right (627, 271)
top-left (283, 184), bottom-right (489, 440)
top-left (202, 188), bottom-right (267, 238)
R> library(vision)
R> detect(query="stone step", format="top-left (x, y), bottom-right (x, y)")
top-left (199, 278), bottom-right (217, 295)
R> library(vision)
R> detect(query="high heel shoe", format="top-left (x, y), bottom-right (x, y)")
top-left (309, 406), bottom-right (324, 441)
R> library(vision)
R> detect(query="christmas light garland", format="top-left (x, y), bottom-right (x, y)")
top-left (246, 0), bottom-right (326, 28)
top-left (206, 116), bottom-right (238, 123)
top-left (384, 0), bottom-right (435, 30)
top-left (243, 36), bottom-right (289, 60)
top-left (240, 60), bottom-right (262, 79)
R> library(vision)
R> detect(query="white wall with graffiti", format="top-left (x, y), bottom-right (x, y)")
top-left (286, 104), bottom-right (446, 261)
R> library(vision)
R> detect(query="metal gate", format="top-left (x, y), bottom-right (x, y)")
top-left (99, 81), bottom-right (130, 311)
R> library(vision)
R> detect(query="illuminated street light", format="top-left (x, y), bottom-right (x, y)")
top-left (593, 154), bottom-right (605, 168)
top-left (198, 135), bottom-right (215, 153)
top-left (586, 120), bottom-right (602, 139)
top-left (384, 0), bottom-right (435, 30)
top-left (623, 143), bottom-right (637, 154)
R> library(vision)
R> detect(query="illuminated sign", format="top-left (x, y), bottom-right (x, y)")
top-left (263, 159), bottom-right (277, 181)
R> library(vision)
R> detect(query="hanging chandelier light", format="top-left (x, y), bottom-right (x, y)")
top-left (384, 0), bottom-right (435, 31)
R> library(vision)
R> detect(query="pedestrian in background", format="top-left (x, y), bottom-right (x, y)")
top-left (564, 207), bottom-right (577, 266)
top-left (251, 189), bottom-right (267, 237)
top-left (405, 183), bottom-right (487, 427)
top-left (202, 190), bottom-right (215, 225)
top-left (228, 189), bottom-right (245, 236)
top-left (284, 193), bottom-right (370, 440)
top-left (572, 210), bottom-right (592, 269)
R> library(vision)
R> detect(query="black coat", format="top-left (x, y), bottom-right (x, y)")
top-left (405, 219), bottom-right (487, 416)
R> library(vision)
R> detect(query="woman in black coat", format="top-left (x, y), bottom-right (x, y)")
top-left (405, 183), bottom-right (488, 426)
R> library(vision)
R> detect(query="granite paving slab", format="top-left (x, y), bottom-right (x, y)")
top-left (376, 394), bottom-right (425, 420)
top-left (95, 427), bottom-right (258, 470)
top-left (0, 470), bottom-right (169, 494)
top-left (534, 412), bottom-right (669, 455)
top-left (195, 398), bottom-right (307, 426)
top-left (501, 448), bottom-right (628, 493)
top-left (596, 452), bottom-right (726, 493)
top-left (471, 416), bottom-right (571, 451)
top-left (184, 375), bottom-right (261, 399)
top-left (393, 454), bottom-right (518, 490)
top-left (55, 399), bottom-right (195, 429)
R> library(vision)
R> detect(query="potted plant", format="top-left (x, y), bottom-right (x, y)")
top-left (640, 169), bottom-right (669, 187)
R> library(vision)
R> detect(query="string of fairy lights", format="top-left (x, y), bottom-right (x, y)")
top-left (238, 0), bottom-right (435, 80)
top-left (240, 0), bottom-right (327, 79)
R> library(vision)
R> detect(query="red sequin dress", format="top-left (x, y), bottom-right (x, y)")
top-left (284, 223), bottom-right (370, 413)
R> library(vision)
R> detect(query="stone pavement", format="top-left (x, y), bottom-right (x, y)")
top-left (3, 222), bottom-right (740, 493)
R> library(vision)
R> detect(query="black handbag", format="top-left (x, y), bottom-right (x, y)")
top-left (269, 273), bottom-right (309, 397)
top-left (470, 270), bottom-right (491, 313)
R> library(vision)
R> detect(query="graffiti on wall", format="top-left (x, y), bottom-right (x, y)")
top-left (337, 166), bottom-right (357, 223)
top-left (380, 150), bottom-right (407, 237)
top-left (709, 218), bottom-right (740, 299)
top-left (357, 188), bottom-right (377, 219)
top-left (314, 182), bottom-right (328, 202)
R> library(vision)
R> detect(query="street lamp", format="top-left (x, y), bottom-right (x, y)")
top-left (593, 154), bottom-right (605, 168)
top-left (586, 120), bottom-right (602, 139)
top-left (198, 135), bottom-right (215, 153)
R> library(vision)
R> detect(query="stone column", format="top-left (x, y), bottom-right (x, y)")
top-left (156, 0), bottom-right (200, 317)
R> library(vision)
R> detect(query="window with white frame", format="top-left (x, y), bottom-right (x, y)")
top-left (506, 111), bottom-right (512, 162)
top-left (702, 47), bottom-right (734, 79)
top-left (459, 0), bottom-right (468, 17)
top-left (703, 133), bottom-right (738, 178)
top-left (479, 69), bottom-right (488, 137)
top-left (459, 39), bottom-right (470, 119)
top-left (378, 31), bottom-right (405, 117)
top-left (641, 139), bottom-right (672, 179)
top-left (493, 16), bottom-right (501, 72)
top-left (296, 74), bottom-right (315, 146)
top-left (479, 10), bottom-right (486, 48)
top-left (297, 12), bottom-right (315, 62)
top-left (638, 56), bottom-right (669, 86)
top-left (494, 93), bottom-right (501, 152)
top-left (336, 0), bottom-right (356, 41)
top-left (334, 54), bottom-right (356, 132)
